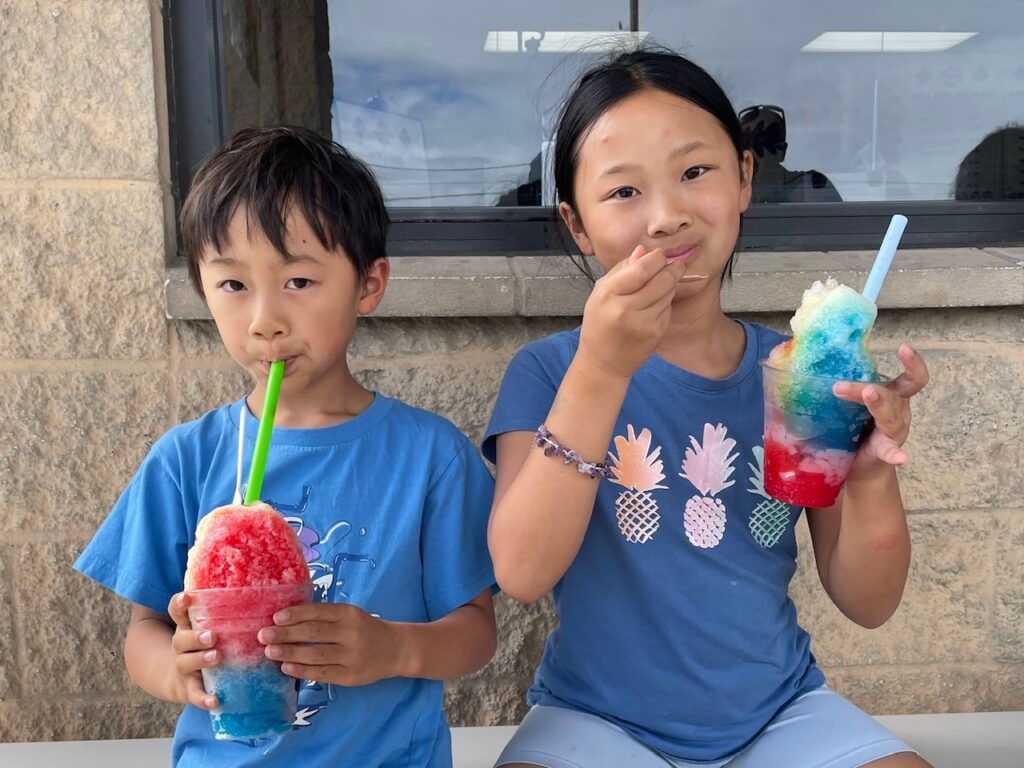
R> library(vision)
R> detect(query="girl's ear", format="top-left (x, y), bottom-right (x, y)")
top-left (357, 257), bottom-right (390, 316)
top-left (739, 149), bottom-right (755, 213)
top-left (558, 201), bottom-right (594, 255)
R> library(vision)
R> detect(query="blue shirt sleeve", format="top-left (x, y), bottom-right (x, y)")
top-left (482, 335), bottom-right (571, 463)
top-left (420, 437), bottom-right (497, 620)
top-left (73, 438), bottom-right (192, 615)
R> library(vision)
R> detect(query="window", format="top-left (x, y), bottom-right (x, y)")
top-left (164, 0), bottom-right (1024, 257)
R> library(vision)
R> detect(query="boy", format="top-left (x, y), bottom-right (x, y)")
top-left (74, 126), bottom-right (497, 767)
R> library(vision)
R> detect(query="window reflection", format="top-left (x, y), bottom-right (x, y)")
top-left (220, 1), bottom-right (1024, 207)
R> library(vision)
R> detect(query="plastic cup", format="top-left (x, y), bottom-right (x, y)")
top-left (187, 583), bottom-right (313, 740)
top-left (761, 362), bottom-right (884, 508)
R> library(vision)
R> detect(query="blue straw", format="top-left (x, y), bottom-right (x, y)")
top-left (861, 214), bottom-right (908, 302)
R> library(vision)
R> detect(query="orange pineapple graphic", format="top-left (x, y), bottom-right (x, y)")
top-left (609, 425), bottom-right (667, 544)
top-left (747, 445), bottom-right (792, 548)
top-left (679, 423), bottom-right (738, 548)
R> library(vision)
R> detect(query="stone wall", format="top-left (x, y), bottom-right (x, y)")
top-left (0, 0), bottom-right (1022, 743)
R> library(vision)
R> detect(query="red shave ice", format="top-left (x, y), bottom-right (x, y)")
top-left (184, 502), bottom-right (310, 590)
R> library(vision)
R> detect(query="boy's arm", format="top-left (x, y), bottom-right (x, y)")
top-left (260, 588), bottom-right (496, 685)
top-left (124, 597), bottom-right (219, 710)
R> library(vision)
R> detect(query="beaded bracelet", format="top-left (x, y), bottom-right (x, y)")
top-left (533, 425), bottom-right (612, 480)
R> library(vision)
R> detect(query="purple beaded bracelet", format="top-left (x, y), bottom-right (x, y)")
top-left (533, 425), bottom-right (612, 480)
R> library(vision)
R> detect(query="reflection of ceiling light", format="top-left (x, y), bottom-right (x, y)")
top-left (484, 30), bottom-right (647, 53)
top-left (802, 31), bottom-right (976, 53)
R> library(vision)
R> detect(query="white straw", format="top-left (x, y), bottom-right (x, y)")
top-left (862, 214), bottom-right (908, 302)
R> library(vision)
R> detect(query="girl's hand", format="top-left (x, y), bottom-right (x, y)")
top-left (833, 344), bottom-right (930, 478)
top-left (259, 602), bottom-right (401, 686)
top-left (577, 245), bottom-right (692, 381)
top-left (167, 592), bottom-right (220, 711)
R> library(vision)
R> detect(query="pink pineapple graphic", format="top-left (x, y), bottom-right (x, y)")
top-left (679, 423), bottom-right (738, 548)
top-left (608, 425), bottom-right (667, 544)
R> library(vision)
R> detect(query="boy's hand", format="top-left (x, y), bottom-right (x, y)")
top-left (832, 344), bottom-right (929, 479)
top-left (259, 602), bottom-right (401, 686)
top-left (167, 592), bottom-right (220, 711)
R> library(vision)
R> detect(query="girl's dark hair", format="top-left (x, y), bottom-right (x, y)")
top-left (180, 126), bottom-right (389, 297)
top-left (553, 47), bottom-right (746, 279)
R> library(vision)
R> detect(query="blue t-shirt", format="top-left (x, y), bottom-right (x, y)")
top-left (76, 394), bottom-right (496, 768)
top-left (482, 321), bottom-right (824, 762)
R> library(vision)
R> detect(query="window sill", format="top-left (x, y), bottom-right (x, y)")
top-left (164, 247), bottom-right (1024, 320)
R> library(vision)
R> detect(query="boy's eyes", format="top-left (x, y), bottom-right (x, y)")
top-left (611, 186), bottom-right (639, 199)
top-left (286, 277), bottom-right (313, 289)
top-left (219, 279), bottom-right (246, 293)
top-left (682, 166), bottom-right (709, 181)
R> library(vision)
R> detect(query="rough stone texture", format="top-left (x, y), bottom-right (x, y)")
top-left (894, 350), bottom-right (1023, 512)
top-left (0, 188), bottom-right (168, 360)
top-left (824, 663), bottom-right (1024, 715)
top-left (0, 698), bottom-right (179, 742)
top-left (791, 514), bottom-right (993, 667)
top-left (0, 0), bottom-right (158, 179)
top-left (993, 511), bottom-right (1024, 662)
top-left (0, 547), bottom-right (17, 702)
top-left (0, 369), bottom-right (171, 533)
top-left (15, 541), bottom-right (133, 695)
top-left (354, 358), bottom-right (512, 444)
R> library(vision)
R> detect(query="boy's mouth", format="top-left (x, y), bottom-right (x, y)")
top-left (260, 356), bottom-right (296, 374)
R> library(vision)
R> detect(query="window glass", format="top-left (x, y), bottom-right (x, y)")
top-left (326, 0), bottom-right (631, 206)
top-left (218, 1), bottom-right (1024, 207)
top-left (643, 1), bottom-right (1024, 202)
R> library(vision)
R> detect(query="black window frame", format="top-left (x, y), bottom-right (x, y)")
top-left (163, 0), bottom-right (1024, 261)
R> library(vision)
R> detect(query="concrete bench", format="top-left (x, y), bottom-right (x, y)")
top-left (0, 714), bottom-right (1020, 767)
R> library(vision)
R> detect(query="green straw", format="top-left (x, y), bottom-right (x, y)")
top-left (243, 360), bottom-right (285, 505)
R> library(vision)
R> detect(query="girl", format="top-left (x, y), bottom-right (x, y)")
top-left (483, 49), bottom-right (931, 768)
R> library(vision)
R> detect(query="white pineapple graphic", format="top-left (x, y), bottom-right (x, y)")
top-left (680, 423), bottom-right (738, 548)
top-left (747, 446), bottom-right (792, 548)
top-left (609, 425), bottom-right (667, 544)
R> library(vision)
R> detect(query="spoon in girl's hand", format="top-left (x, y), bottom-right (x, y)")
top-left (679, 274), bottom-right (708, 282)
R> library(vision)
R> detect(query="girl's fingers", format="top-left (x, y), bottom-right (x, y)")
top-left (168, 593), bottom-right (192, 629)
top-left (889, 345), bottom-right (930, 397)
top-left (868, 432), bottom-right (909, 466)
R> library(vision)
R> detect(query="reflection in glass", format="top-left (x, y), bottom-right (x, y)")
top-left (219, 1), bottom-right (1024, 206)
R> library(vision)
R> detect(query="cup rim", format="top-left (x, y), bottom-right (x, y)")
top-left (760, 359), bottom-right (890, 385)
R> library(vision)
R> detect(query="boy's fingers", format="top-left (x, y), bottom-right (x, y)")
top-left (168, 593), bottom-right (192, 628)
top-left (185, 676), bottom-right (218, 711)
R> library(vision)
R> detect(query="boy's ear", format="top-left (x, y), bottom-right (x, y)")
top-left (357, 257), bottom-right (390, 316)
top-left (558, 202), bottom-right (594, 256)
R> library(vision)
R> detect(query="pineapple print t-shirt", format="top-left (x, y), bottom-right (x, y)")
top-left (483, 321), bottom-right (825, 762)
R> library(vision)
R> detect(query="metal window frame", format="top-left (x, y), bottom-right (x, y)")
top-left (163, 0), bottom-right (1024, 262)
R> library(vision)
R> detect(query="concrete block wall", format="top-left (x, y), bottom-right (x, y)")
top-left (0, 0), bottom-right (1022, 742)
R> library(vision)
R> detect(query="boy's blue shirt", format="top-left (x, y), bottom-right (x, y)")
top-left (75, 393), bottom-right (496, 768)
top-left (483, 321), bottom-right (825, 762)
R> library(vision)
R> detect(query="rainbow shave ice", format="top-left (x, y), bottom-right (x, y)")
top-left (760, 215), bottom-right (906, 508)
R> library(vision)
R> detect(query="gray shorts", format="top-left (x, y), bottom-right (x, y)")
top-left (494, 687), bottom-right (916, 768)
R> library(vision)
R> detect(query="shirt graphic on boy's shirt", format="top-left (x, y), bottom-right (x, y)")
top-left (263, 481), bottom-right (380, 728)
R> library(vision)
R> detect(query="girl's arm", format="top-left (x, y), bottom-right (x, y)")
top-left (807, 344), bottom-right (929, 628)
top-left (124, 596), bottom-right (219, 710)
top-left (489, 248), bottom-right (689, 603)
top-left (260, 589), bottom-right (496, 684)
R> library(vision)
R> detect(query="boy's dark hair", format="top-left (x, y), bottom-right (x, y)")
top-left (553, 46), bottom-right (746, 281)
top-left (180, 126), bottom-right (389, 297)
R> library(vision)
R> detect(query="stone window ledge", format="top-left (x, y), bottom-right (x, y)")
top-left (165, 248), bottom-right (1024, 320)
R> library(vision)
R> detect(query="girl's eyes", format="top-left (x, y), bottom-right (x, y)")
top-left (611, 186), bottom-right (639, 199)
top-left (286, 277), bottom-right (313, 289)
top-left (682, 166), bottom-right (709, 181)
